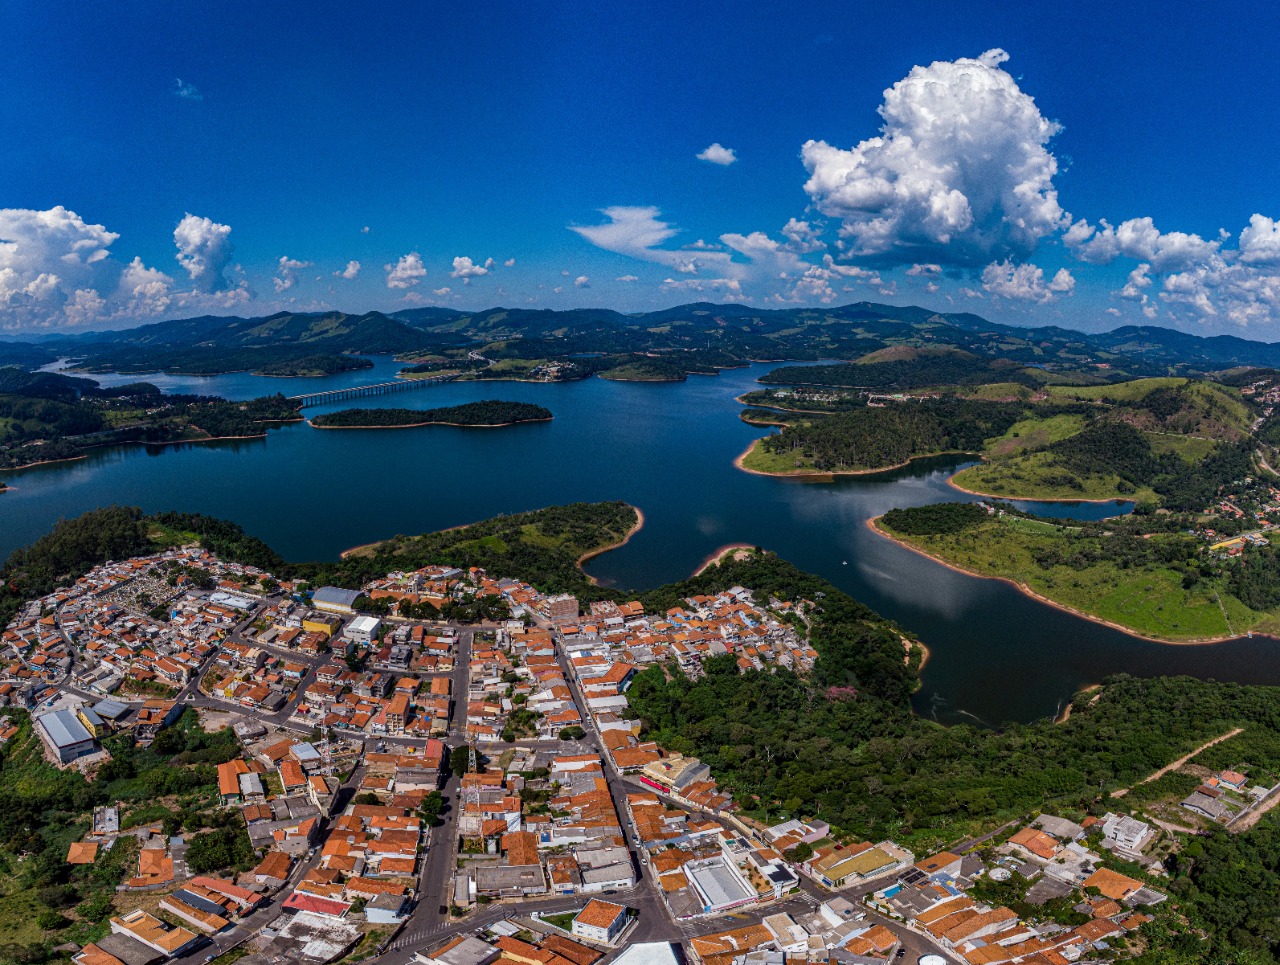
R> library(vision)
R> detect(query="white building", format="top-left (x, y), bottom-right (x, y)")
top-left (1101, 812), bottom-right (1155, 854)
top-left (345, 615), bottom-right (382, 645)
top-left (571, 899), bottom-right (628, 943)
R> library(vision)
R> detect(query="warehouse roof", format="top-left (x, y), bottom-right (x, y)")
top-left (37, 708), bottom-right (93, 749)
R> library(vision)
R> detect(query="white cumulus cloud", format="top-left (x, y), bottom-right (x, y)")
top-left (696, 143), bottom-right (737, 166)
top-left (450, 256), bottom-right (490, 281)
top-left (1065, 216), bottom-right (1220, 272)
top-left (273, 256), bottom-right (312, 292)
top-left (802, 49), bottom-right (1066, 267)
top-left (174, 213), bottom-right (235, 292)
top-left (574, 275), bottom-right (590, 288)
top-left (981, 261), bottom-right (1074, 302)
top-left (1239, 214), bottom-right (1280, 266)
top-left (334, 260), bottom-right (361, 280)
top-left (385, 252), bottom-right (427, 289)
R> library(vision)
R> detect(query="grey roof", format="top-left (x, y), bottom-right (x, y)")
top-left (36, 708), bottom-right (93, 748)
top-left (312, 587), bottom-right (362, 608)
top-left (94, 933), bottom-right (162, 965)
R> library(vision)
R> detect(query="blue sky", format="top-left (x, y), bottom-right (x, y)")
top-left (4, 0), bottom-right (1280, 335)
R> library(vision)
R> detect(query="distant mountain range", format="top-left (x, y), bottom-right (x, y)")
top-left (5, 303), bottom-right (1280, 380)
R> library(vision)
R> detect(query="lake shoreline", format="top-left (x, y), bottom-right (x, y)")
top-left (866, 515), bottom-right (1269, 647)
top-left (691, 543), bottom-right (756, 577)
top-left (578, 506), bottom-right (646, 584)
top-left (734, 438), bottom-right (974, 480)
top-left (947, 467), bottom-right (1136, 505)
top-left (0, 426), bottom-right (285, 475)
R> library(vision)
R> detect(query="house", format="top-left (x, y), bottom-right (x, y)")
top-left (109, 910), bottom-right (202, 958)
top-left (572, 899), bottom-right (628, 944)
top-left (251, 850), bottom-right (293, 888)
top-left (413, 935), bottom-right (500, 965)
top-left (68, 841), bottom-right (99, 864)
top-left (365, 892), bottom-right (411, 925)
top-left (1083, 867), bottom-right (1143, 902)
top-left (1101, 813), bottom-right (1155, 855)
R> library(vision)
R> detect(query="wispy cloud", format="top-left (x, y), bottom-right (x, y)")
top-left (173, 78), bottom-right (202, 101)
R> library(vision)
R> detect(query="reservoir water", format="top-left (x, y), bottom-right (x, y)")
top-left (5, 356), bottom-right (1280, 724)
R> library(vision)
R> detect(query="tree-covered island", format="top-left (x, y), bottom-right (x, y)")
top-left (308, 400), bottom-right (552, 428)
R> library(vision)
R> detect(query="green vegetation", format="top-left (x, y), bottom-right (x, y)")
top-left (255, 353), bottom-right (374, 377)
top-left (738, 388), bottom-right (868, 413)
top-left (299, 501), bottom-right (640, 604)
top-left (0, 372), bottom-right (301, 472)
top-left (877, 503), bottom-right (1269, 641)
top-left (744, 399), bottom-right (1027, 474)
top-left (310, 400), bottom-right (551, 428)
top-left (760, 351), bottom-right (1041, 390)
top-left (0, 707), bottom-right (236, 959)
top-left (597, 358), bottom-right (688, 381)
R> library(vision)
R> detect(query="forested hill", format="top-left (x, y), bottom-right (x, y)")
top-left (11, 300), bottom-right (1280, 381)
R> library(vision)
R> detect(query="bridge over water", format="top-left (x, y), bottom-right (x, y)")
top-left (289, 374), bottom-right (455, 408)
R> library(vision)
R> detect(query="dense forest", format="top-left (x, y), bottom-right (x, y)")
top-left (0, 375), bottom-right (301, 469)
top-left (759, 353), bottom-right (1044, 390)
top-left (310, 400), bottom-right (551, 427)
top-left (254, 353), bottom-right (373, 376)
top-left (755, 398), bottom-right (1029, 471)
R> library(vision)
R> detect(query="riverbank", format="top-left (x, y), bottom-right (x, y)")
top-left (866, 515), bottom-right (1266, 646)
top-left (577, 506), bottom-right (646, 584)
top-left (734, 437), bottom-right (973, 480)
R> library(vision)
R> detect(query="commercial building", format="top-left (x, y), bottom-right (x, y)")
top-left (345, 615), bottom-right (381, 645)
top-left (311, 587), bottom-right (363, 614)
top-left (36, 708), bottom-right (98, 764)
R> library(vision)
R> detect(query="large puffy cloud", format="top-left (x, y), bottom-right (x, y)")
top-left (385, 252), bottom-right (427, 289)
top-left (981, 260), bottom-right (1075, 302)
top-left (117, 257), bottom-right (175, 317)
top-left (0, 206), bottom-right (209, 328)
top-left (802, 49), bottom-right (1066, 267)
top-left (174, 213), bottom-right (235, 292)
top-left (1239, 215), bottom-right (1280, 267)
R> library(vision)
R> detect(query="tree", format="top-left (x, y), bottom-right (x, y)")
top-left (419, 791), bottom-right (444, 825)
top-left (352, 792), bottom-right (381, 806)
top-left (784, 842), bottom-right (813, 863)
top-left (558, 726), bottom-right (585, 741)
top-left (449, 745), bottom-right (471, 776)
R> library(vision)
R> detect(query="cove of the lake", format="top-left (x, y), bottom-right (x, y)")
top-left (5, 355), bottom-right (1280, 725)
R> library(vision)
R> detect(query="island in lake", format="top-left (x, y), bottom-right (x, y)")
top-left (309, 399), bottom-right (553, 428)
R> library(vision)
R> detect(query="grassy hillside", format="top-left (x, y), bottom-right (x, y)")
top-left (877, 504), bottom-right (1267, 641)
